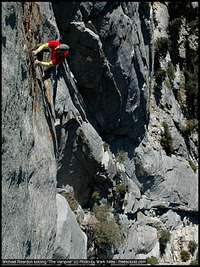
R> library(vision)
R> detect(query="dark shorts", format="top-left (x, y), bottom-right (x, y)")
top-left (43, 66), bottom-right (56, 81)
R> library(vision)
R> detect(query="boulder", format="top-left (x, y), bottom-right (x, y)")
top-left (123, 178), bottom-right (141, 214)
top-left (53, 194), bottom-right (87, 259)
top-left (134, 145), bottom-right (198, 211)
top-left (117, 214), bottom-right (132, 240)
top-left (114, 224), bottom-right (158, 259)
top-left (135, 241), bottom-right (160, 260)
top-left (160, 210), bottom-right (183, 231)
top-left (137, 211), bottom-right (166, 231)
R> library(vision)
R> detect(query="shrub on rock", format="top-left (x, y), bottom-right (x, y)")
top-left (146, 256), bottom-right (159, 265)
top-left (181, 250), bottom-right (190, 262)
top-left (159, 230), bottom-right (171, 256)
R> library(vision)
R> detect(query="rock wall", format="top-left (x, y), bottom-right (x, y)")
top-left (52, 2), bottom-right (154, 143)
top-left (2, 1), bottom-right (198, 264)
top-left (53, 194), bottom-right (87, 259)
top-left (2, 2), bottom-right (57, 259)
top-left (2, 2), bottom-right (87, 259)
top-left (52, 2), bottom-right (198, 263)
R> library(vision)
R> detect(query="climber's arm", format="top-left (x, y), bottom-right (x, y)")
top-left (33, 43), bottom-right (49, 55)
top-left (34, 59), bottom-right (54, 68)
top-left (39, 60), bottom-right (54, 67)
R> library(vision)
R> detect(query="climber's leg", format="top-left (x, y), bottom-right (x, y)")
top-left (42, 66), bottom-right (54, 81)
top-left (42, 66), bottom-right (56, 106)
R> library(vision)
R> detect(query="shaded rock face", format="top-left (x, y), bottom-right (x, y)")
top-left (52, 1), bottom-right (155, 209)
top-left (51, 43), bottom-right (117, 206)
top-left (56, 119), bottom-right (105, 206)
top-left (2, 2), bottom-right (58, 259)
top-left (66, 22), bottom-right (122, 132)
top-left (159, 210), bottom-right (183, 231)
top-left (52, 2), bottom-right (153, 142)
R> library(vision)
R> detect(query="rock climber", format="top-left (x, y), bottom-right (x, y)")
top-left (32, 40), bottom-right (70, 80)
top-left (32, 40), bottom-right (70, 105)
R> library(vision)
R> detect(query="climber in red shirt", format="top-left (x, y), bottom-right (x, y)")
top-left (32, 40), bottom-right (71, 105)
top-left (33, 40), bottom-right (70, 67)
top-left (32, 40), bottom-right (70, 81)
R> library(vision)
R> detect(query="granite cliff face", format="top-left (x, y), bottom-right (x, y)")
top-left (2, 2), bottom-right (57, 259)
top-left (2, 2), bottom-right (198, 264)
top-left (2, 2), bottom-right (87, 259)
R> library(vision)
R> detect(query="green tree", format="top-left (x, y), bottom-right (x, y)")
top-left (146, 256), bottom-right (159, 265)
top-left (181, 250), bottom-right (190, 262)
top-left (190, 259), bottom-right (198, 265)
top-left (62, 191), bottom-right (79, 211)
top-left (155, 37), bottom-right (170, 58)
top-left (188, 160), bottom-right (197, 173)
top-left (93, 204), bottom-right (122, 251)
top-left (182, 119), bottom-right (198, 137)
top-left (116, 150), bottom-right (128, 164)
top-left (91, 191), bottom-right (100, 204)
top-left (160, 122), bottom-right (174, 156)
top-left (159, 230), bottom-right (171, 256)
top-left (155, 69), bottom-right (166, 83)
top-left (188, 240), bottom-right (197, 255)
top-left (166, 62), bottom-right (175, 84)
top-left (116, 183), bottom-right (126, 195)
top-left (154, 69), bottom-right (166, 105)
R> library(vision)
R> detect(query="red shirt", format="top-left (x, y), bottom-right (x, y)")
top-left (48, 40), bottom-right (70, 65)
